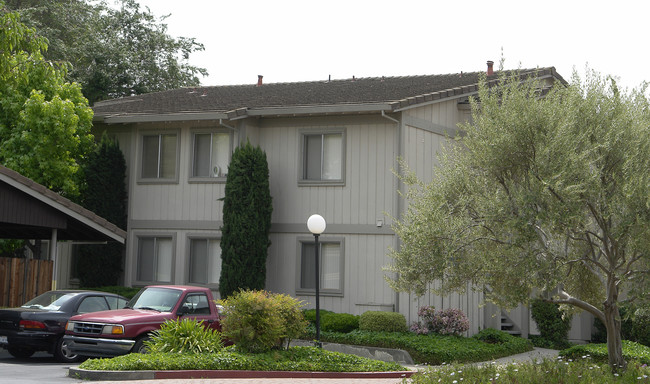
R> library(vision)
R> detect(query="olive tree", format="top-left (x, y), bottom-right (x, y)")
top-left (387, 69), bottom-right (650, 371)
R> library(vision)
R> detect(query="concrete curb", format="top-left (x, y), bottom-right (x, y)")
top-left (68, 367), bottom-right (415, 381)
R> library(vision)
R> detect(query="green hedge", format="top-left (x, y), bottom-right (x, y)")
top-left (359, 311), bottom-right (407, 333)
top-left (78, 346), bottom-right (407, 372)
top-left (303, 310), bottom-right (359, 333)
top-left (87, 286), bottom-right (141, 300)
top-left (312, 328), bottom-right (532, 365)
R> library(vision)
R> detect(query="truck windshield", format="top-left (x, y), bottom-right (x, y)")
top-left (128, 288), bottom-right (182, 312)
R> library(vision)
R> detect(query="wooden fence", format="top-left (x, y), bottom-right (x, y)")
top-left (0, 257), bottom-right (53, 307)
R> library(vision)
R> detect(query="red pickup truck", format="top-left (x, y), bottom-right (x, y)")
top-left (63, 285), bottom-right (221, 358)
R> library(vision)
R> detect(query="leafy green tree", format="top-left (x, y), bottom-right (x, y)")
top-left (219, 142), bottom-right (273, 299)
top-left (0, 5), bottom-right (94, 199)
top-left (387, 69), bottom-right (650, 371)
top-left (6, 0), bottom-right (207, 104)
top-left (77, 133), bottom-right (127, 287)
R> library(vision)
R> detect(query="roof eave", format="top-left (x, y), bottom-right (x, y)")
top-left (245, 103), bottom-right (396, 117)
top-left (94, 111), bottom-right (230, 124)
top-left (0, 167), bottom-right (127, 243)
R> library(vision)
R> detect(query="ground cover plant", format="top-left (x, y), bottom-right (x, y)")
top-left (310, 328), bottom-right (532, 365)
top-left (77, 346), bottom-right (408, 372)
top-left (561, 341), bottom-right (650, 365)
top-left (408, 356), bottom-right (650, 384)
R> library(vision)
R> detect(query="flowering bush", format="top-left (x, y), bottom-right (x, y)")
top-left (412, 306), bottom-right (470, 336)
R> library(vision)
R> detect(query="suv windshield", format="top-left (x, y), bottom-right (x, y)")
top-left (128, 288), bottom-right (182, 312)
top-left (21, 292), bottom-right (75, 311)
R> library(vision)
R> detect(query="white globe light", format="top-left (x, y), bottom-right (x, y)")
top-left (307, 214), bottom-right (326, 234)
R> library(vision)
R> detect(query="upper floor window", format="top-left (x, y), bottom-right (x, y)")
top-left (137, 236), bottom-right (173, 283)
top-left (140, 133), bottom-right (178, 181)
top-left (300, 130), bottom-right (345, 185)
top-left (188, 238), bottom-right (222, 285)
top-left (191, 132), bottom-right (231, 180)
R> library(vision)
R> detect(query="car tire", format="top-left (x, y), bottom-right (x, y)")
top-left (7, 345), bottom-right (35, 359)
top-left (133, 335), bottom-right (151, 354)
top-left (53, 336), bottom-right (80, 363)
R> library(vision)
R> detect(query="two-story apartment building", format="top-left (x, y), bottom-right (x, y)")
top-left (58, 62), bottom-right (591, 339)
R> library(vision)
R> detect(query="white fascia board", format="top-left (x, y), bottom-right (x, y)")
top-left (393, 91), bottom-right (479, 113)
top-left (0, 173), bottom-right (126, 243)
top-left (95, 111), bottom-right (229, 124)
top-left (246, 103), bottom-right (394, 117)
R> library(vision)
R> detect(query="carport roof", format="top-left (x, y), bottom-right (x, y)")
top-left (0, 166), bottom-right (126, 243)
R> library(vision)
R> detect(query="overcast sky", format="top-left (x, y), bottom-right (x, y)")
top-left (134, 0), bottom-right (648, 92)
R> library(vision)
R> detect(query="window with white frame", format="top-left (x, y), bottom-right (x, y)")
top-left (298, 239), bottom-right (343, 295)
top-left (188, 238), bottom-right (222, 285)
top-left (141, 133), bottom-right (178, 180)
top-left (137, 236), bottom-right (173, 282)
top-left (191, 132), bottom-right (231, 179)
top-left (301, 131), bottom-right (344, 183)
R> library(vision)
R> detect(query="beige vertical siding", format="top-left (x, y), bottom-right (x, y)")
top-left (258, 115), bottom-right (397, 226)
top-left (266, 232), bottom-right (397, 316)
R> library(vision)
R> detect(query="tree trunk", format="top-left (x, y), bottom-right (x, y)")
top-left (603, 298), bottom-right (626, 371)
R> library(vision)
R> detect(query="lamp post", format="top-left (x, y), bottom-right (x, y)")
top-left (307, 214), bottom-right (326, 348)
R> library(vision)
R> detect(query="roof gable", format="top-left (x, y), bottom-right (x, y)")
top-left (0, 166), bottom-right (126, 243)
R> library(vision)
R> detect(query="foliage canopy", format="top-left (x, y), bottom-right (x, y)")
top-left (219, 141), bottom-right (273, 299)
top-left (387, 68), bottom-right (650, 369)
top-left (0, 5), bottom-right (94, 199)
top-left (6, 0), bottom-right (207, 103)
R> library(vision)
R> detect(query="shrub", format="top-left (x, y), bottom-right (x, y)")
top-left (592, 303), bottom-right (635, 343)
top-left (358, 311), bottom-right (407, 333)
top-left (303, 309), bottom-right (359, 333)
top-left (473, 328), bottom-right (512, 344)
top-left (271, 293), bottom-right (308, 347)
top-left (219, 290), bottom-right (307, 353)
top-left (530, 299), bottom-right (572, 349)
top-left (144, 318), bottom-right (223, 354)
top-left (631, 307), bottom-right (650, 347)
top-left (88, 286), bottom-right (141, 300)
top-left (411, 306), bottom-right (470, 336)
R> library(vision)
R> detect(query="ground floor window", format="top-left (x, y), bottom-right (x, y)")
top-left (188, 238), bottom-right (221, 285)
top-left (298, 238), bottom-right (344, 295)
top-left (137, 236), bottom-right (173, 282)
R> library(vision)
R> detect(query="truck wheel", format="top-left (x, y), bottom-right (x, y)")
top-left (133, 335), bottom-right (151, 354)
top-left (7, 345), bottom-right (34, 359)
top-left (54, 336), bottom-right (80, 363)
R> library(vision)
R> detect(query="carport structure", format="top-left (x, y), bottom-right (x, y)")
top-left (0, 165), bottom-right (126, 291)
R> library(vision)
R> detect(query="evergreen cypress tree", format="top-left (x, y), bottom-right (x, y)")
top-left (77, 133), bottom-right (127, 287)
top-left (219, 141), bottom-right (273, 299)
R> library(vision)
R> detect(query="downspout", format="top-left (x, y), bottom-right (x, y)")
top-left (381, 110), bottom-right (402, 315)
top-left (218, 119), bottom-right (237, 131)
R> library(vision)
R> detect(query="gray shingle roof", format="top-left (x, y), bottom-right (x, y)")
top-left (93, 67), bottom-right (564, 119)
top-left (0, 165), bottom-right (126, 242)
